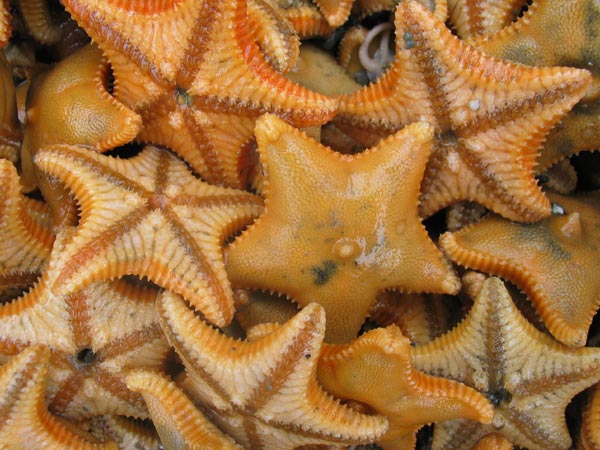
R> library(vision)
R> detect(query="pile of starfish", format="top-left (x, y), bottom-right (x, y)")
top-left (0, 0), bottom-right (599, 448)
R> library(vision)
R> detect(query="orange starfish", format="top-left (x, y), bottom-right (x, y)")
top-left (335, 0), bottom-right (590, 222)
top-left (0, 159), bottom-right (54, 300)
top-left (280, 0), bottom-right (334, 39)
top-left (0, 345), bottom-right (118, 449)
top-left (412, 277), bottom-right (600, 450)
top-left (440, 190), bottom-right (600, 347)
top-left (579, 383), bottom-right (600, 450)
top-left (34, 144), bottom-right (263, 327)
top-left (126, 370), bottom-right (243, 449)
top-left (158, 292), bottom-right (388, 448)
top-left (0, 228), bottom-right (171, 420)
top-left (0, 51), bottom-right (20, 164)
top-left (20, 43), bottom-right (142, 225)
top-left (225, 114), bottom-right (459, 343)
top-left (312, 0), bottom-right (354, 26)
top-left (317, 324), bottom-right (494, 450)
top-left (472, 433), bottom-right (515, 450)
top-left (62, 0), bottom-right (337, 188)
top-left (0, 0), bottom-right (9, 47)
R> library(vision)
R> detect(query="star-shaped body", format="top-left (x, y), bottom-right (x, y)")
top-left (335, 0), bottom-right (590, 222)
top-left (0, 345), bottom-right (118, 449)
top-left (440, 191), bottom-right (600, 347)
top-left (63, 0), bottom-right (338, 188)
top-left (34, 144), bottom-right (263, 327)
top-left (317, 324), bottom-right (494, 450)
top-left (0, 228), bottom-right (171, 420)
top-left (412, 277), bottom-right (600, 450)
top-left (158, 291), bottom-right (388, 449)
top-left (225, 114), bottom-right (459, 343)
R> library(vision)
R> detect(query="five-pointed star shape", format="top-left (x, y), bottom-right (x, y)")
top-left (34, 143), bottom-right (263, 327)
top-left (412, 277), bottom-right (600, 450)
top-left (335, 0), bottom-right (591, 222)
top-left (225, 114), bottom-right (459, 343)
top-left (440, 190), bottom-right (600, 347)
top-left (0, 345), bottom-right (119, 449)
top-left (317, 324), bottom-right (494, 450)
top-left (0, 159), bottom-right (54, 299)
top-left (126, 370), bottom-right (243, 449)
top-left (158, 291), bottom-right (389, 449)
top-left (62, 0), bottom-right (337, 188)
top-left (0, 228), bottom-right (171, 420)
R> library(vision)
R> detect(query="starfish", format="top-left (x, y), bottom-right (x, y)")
top-left (311, 0), bottom-right (354, 26)
top-left (0, 228), bottom-right (171, 420)
top-left (317, 324), bottom-right (494, 450)
top-left (353, 0), bottom-right (449, 21)
top-left (78, 415), bottom-right (161, 450)
top-left (0, 51), bottom-right (21, 164)
top-left (20, 43), bottom-right (142, 225)
top-left (540, 159), bottom-right (578, 195)
top-left (0, 344), bottom-right (118, 449)
top-left (34, 143), bottom-right (263, 328)
top-left (472, 433), bottom-right (515, 450)
top-left (0, 159), bottom-right (54, 300)
top-left (579, 384), bottom-right (600, 450)
top-left (280, 0), bottom-right (334, 39)
top-left (440, 190), bottom-right (600, 347)
top-left (411, 277), bottom-right (600, 450)
top-left (62, 0), bottom-right (338, 188)
top-left (225, 114), bottom-right (459, 343)
top-left (447, 0), bottom-right (526, 38)
top-left (472, 0), bottom-right (600, 103)
top-left (335, 0), bottom-right (590, 222)
top-left (14, 0), bottom-right (62, 45)
top-left (158, 291), bottom-right (389, 448)
top-left (126, 370), bottom-right (243, 449)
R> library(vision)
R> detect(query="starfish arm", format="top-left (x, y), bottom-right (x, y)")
top-left (158, 291), bottom-right (388, 448)
top-left (439, 191), bottom-right (600, 346)
top-left (126, 370), bottom-right (243, 449)
top-left (0, 345), bottom-right (119, 449)
top-left (0, 52), bottom-right (20, 164)
top-left (448, 0), bottom-right (526, 38)
top-left (0, 0), bottom-right (11, 47)
top-left (16, 0), bottom-right (61, 45)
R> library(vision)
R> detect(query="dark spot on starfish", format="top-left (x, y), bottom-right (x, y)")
top-left (304, 353), bottom-right (311, 359)
top-left (403, 31), bottom-right (415, 50)
top-left (310, 260), bottom-right (337, 285)
top-left (175, 87), bottom-right (193, 107)
top-left (485, 387), bottom-right (512, 407)
top-left (76, 348), bottom-right (96, 366)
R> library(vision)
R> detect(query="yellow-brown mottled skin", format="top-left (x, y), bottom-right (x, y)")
top-left (34, 144), bottom-right (263, 328)
top-left (0, 229), bottom-right (171, 420)
top-left (336, 1), bottom-right (590, 222)
top-left (226, 115), bottom-right (459, 343)
top-left (412, 277), bottom-right (600, 450)
top-left (157, 293), bottom-right (388, 449)
top-left (440, 191), bottom-right (600, 347)
top-left (62, 0), bottom-right (338, 188)
top-left (0, 345), bottom-right (119, 449)
top-left (126, 370), bottom-right (243, 449)
top-left (317, 325), bottom-right (493, 450)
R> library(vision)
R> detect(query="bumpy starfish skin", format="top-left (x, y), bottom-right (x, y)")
top-left (20, 43), bottom-right (142, 226)
top-left (225, 114), bottom-right (459, 343)
top-left (336, 0), bottom-right (590, 222)
top-left (472, 433), bottom-right (514, 450)
top-left (62, 0), bottom-right (337, 188)
top-left (312, 0), bottom-right (353, 26)
top-left (412, 277), bottom-right (600, 450)
top-left (440, 190), bottom-right (600, 347)
top-left (79, 415), bottom-right (161, 450)
top-left (126, 370), bottom-right (243, 449)
top-left (541, 159), bottom-right (578, 195)
top-left (354, 0), bottom-right (448, 21)
top-left (447, 0), bottom-right (525, 38)
top-left (158, 292), bottom-right (388, 448)
top-left (15, 0), bottom-right (62, 45)
top-left (34, 144), bottom-right (263, 327)
top-left (0, 345), bottom-right (118, 449)
top-left (317, 325), bottom-right (494, 450)
top-left (0, 229), bottom-right (171, 420)
top-left (473, 0), bottom-right (600, 102)
top-left (579, 384), bottom-right (600, 450)
top-left (0, 159), bottom-right (54, 299)
top-left (0, 51), bottom-right (21, 163)
top-left (280, 0), bottom-right (334, 39)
